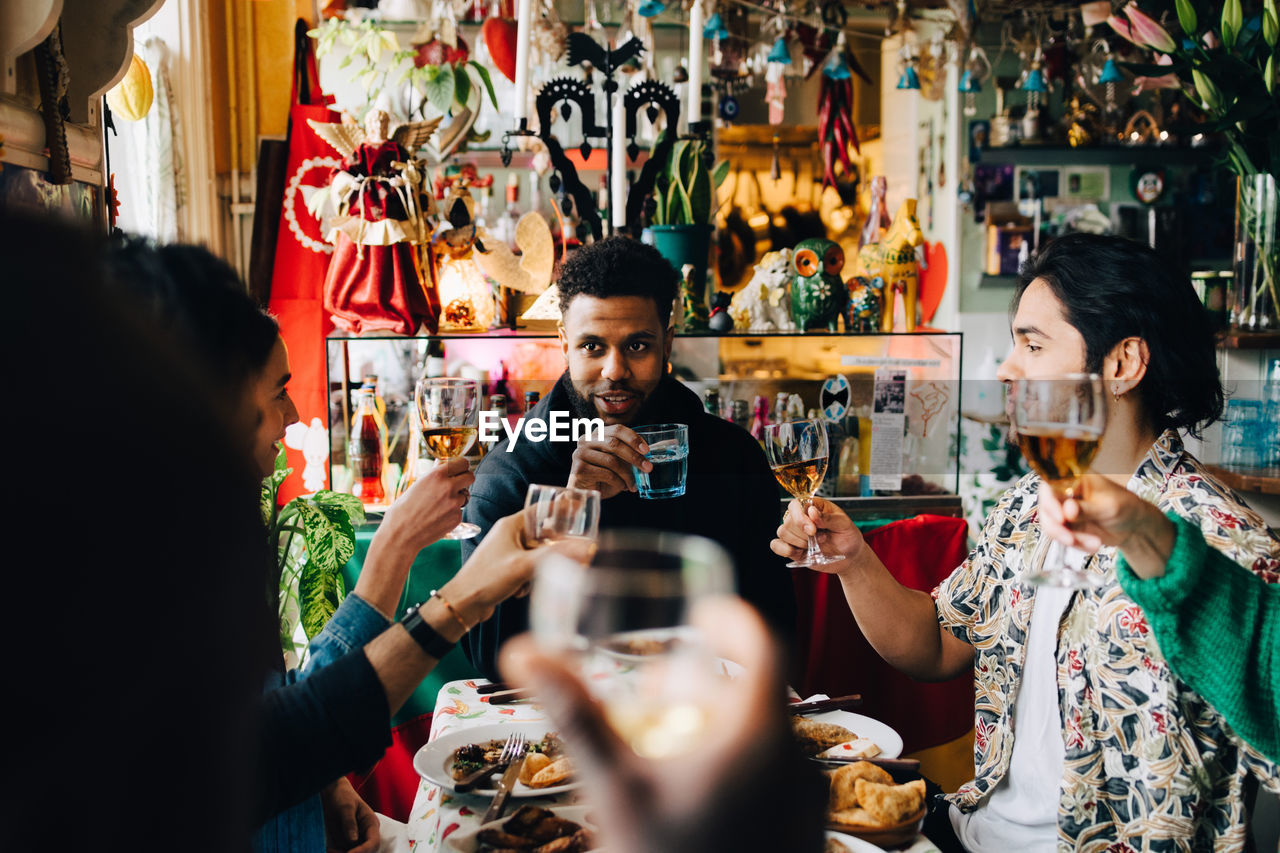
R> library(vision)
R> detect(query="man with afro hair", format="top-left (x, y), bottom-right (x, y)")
top-left (460, 237), bottom-right (796, 678)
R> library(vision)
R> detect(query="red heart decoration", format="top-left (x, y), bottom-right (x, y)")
top-left (918, 240), bottom-right (948, 326)
top-left (483, 18), bottom-right (519, 83)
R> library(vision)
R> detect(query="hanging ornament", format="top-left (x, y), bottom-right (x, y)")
top-left (767, 36), bottom-right (792, 65)
top-left (703, 11), bottom-right (728, 40)
top-left (637, 0), bottom-right (665, 17)
top-left (719, 92), bottom-right (740, 122)
top-left (1097, 54), bottom-right (1125, 120)
top-left (957, 45), bottom-right (990, 117)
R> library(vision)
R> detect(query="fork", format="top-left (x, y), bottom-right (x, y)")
top-left (480, 733), bottom-right (529, 823)
top-left (454, 732), bottom-right (527, 793)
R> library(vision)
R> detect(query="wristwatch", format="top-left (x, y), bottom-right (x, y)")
top-left (399, 603), bottom-right (456, 659)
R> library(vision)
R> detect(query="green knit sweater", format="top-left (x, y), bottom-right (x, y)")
top-left (1115, 513), bottom-right (1279, 763)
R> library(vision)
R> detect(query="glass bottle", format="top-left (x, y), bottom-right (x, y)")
top-left (348, 389), bottom-right (386, 506)
top-left (750, 395), bottom-right (770, 442)
top-left (730, 399), bottom-right (750, 431)
top-left (703, 388), bottom-right (721, 417)
top-left (524, 390), bottom-right (541, 412)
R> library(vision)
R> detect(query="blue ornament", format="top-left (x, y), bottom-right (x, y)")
top-left (767, 37), bottom-right (792, 65)
top-left (896, 65), bottom-right (921, 90)
top-left (958, 68), bottom-right (981, 93)
top-left (1098, 57), bottom-right (1124, 84)
top-left (638, 0), bottom-right (665, 17)
top-left (702, 12), bottom-right (728, 39)
top-left (823, 51), bottom-right (851, 80)
top-left (1022, 68), bottom-right (1047, 93)
top-left (718, 94), bottom-right (740, 121)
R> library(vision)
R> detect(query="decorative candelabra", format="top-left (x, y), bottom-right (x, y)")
top-left (501, 32), bottom-right (685, 240)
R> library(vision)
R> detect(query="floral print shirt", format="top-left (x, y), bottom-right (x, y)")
top-left (934, 430), bottom-right (1280, 852)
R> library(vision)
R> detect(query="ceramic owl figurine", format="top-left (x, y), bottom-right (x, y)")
top-left (790, 238), bottom-right (847, 331)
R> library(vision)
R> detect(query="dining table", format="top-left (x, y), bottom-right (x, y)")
top-left (404, 678), bottom-right (944, 853)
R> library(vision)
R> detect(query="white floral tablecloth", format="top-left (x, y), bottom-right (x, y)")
top-left (406, 679), bottom-right (583, 851)
top-left (405, 679), bottom-right (941, 853)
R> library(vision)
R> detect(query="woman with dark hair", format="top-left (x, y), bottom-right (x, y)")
top-left (774, 233), bottom-right (1278, 851)
top-left (101, 235), bottom-right (551, 852)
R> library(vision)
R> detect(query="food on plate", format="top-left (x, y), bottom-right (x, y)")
top-left (476, 805), bottom-right (596, 852)
top-left (824, 838), bottom-right (852, 853)
top-left (854, 778), bottom-right (927, 826)
top-left (518, 752), bottom-right (551, 785)
top-left (828, 761), bottom-right (893, 811)
top-left (826, 764), bottom-right (926, 830)
top-left (791, 718), bottom-right (859, 756)
top-left (817, 738), bottom-right (883, 761)
top-left (450, 733), bottom-right (573, 789)
top-left (528, 756), bottom-right (574, 788)
top-left (601, 634), bottom-right (679, 657)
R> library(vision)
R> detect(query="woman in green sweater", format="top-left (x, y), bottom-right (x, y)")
top-left (1038, 473), bottom-right (1279, 762)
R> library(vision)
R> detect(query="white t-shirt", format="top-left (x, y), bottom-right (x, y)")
top-left (949, 550), bottom-right (1080, 852)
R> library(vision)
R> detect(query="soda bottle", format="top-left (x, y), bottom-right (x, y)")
top-left (524, 390), bottom-right (541, 412)
top-left (348, 389), bottom-right (386, 506)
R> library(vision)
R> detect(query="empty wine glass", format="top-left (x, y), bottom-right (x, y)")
top-left (415, 377), bottom-right (481, 540)
top-left (763, 419), bottom-right (845, 568)
top-left (530, 530), bottom-right (734, 759)
top-left (1008, 374), bottom-right (1108, 588)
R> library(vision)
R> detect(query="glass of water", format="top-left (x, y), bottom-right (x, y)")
top-left (631, 423), bottom-right (689, 499)
top-left (529, 529), bottom-right (734, 758)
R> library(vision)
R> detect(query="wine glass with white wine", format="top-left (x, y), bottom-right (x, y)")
top-left (1008, 374), bottom-right (1108, 588)
top-left (763, 419), bottom-right (845, 568)
top-left (529, 530), bottom-right (735, 760)
top-left (414, 377), bottom-right (482, 540)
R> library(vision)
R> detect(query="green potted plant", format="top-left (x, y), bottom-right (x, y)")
top-left (1112, 0), bottom-right (1278, 328)
top-left (262, 449), bottom-right (366, 665)
top-left (648, 135), bottom-right (730, 300)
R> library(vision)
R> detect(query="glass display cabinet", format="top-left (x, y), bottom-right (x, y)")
top-left (326, 330), bottom-right (963, 518)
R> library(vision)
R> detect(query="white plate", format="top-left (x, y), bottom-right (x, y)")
top-left (413, 722), bottom-right (582, 797)
top-left (825, 829), bottom-right (886, 853)
top-left (806, 710), bottom-right (903, 759)
top-left (446, 804), bottom-right (598, 853)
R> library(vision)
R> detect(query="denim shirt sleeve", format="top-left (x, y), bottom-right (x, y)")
top-left (301, 593), bottom-right (392, 675)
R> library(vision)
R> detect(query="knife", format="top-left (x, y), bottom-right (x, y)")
top-left (480, 747), bottom-right (526, 824)
top-left (787, 694), bottom-right (863, 715)
top-left (486, 687), bottom-right (537, 705)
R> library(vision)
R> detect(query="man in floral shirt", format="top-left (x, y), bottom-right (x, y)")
top-left (774, 233), bottom-right (1279, 852)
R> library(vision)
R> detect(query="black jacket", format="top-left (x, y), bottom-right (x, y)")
top-left (460, 372), bottom-right (796, 680)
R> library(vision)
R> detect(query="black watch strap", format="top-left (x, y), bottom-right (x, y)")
top-left (400, 603), bottom-right (456, 659)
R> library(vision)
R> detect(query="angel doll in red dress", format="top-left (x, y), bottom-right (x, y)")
top-left (308, 108), bottom-right (442, 335)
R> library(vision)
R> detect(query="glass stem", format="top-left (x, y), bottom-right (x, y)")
top-left (801, 497), bottom-right (824, 562)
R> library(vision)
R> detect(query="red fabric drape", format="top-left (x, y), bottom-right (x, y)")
top-left (267, 21), bottom-right (339, 504)
top-left (346, 713), bottom-right (434, 823)
top-left (790, 514), bottom-right (974, 756)
top-left (323, 232), bottom-right (438, 336)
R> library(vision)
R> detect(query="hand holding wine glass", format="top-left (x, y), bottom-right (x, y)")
top-left (763, 419), bottom-right (845, 568)
top-left (415, 377), bottom-right (482, 540)
top-left (529, 530), bottom-right (735, 761)
top-left (1009, 374), bottom-right (1107, 588)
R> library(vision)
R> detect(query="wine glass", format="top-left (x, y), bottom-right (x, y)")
top-left (763, 419), bottom-right (845, 568)
top-left (523, 484), bottom-right (601, 561)
top-left (1008, 374), bottom-right (1108, 588)
top-left (529, 530), bottom-right (735, 759)
top-left (414, 377), bottom-right (482, 540)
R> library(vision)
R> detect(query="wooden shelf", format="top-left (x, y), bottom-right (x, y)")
top-left (1205, 464), bottom-right (1280, 495)
top-left (1216, 330), bottom-right (1280, 350)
